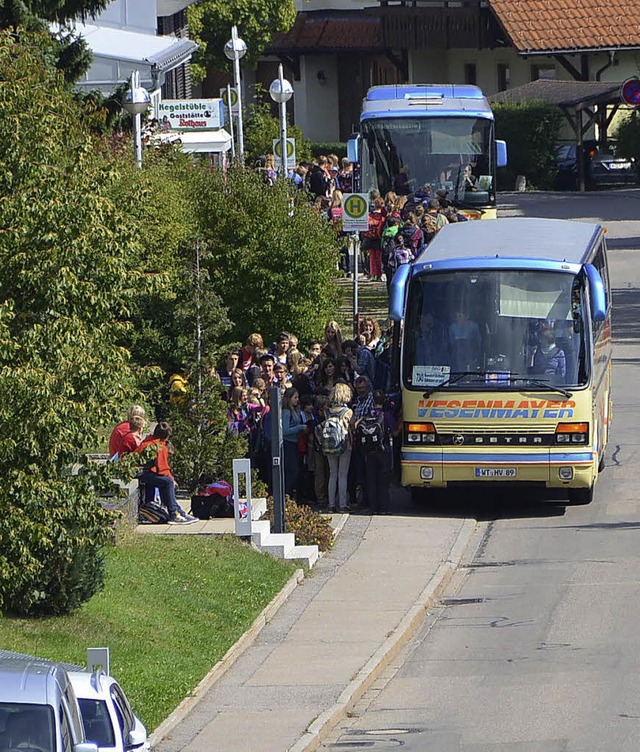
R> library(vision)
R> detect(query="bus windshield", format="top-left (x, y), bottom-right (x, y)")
top-left (360, 116), bottom-right (495, 206)
top-left (403, 269), bottom-right (589, 391)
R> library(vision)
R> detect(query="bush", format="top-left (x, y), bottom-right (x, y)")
top-left (614, 111), bottom-right (640, 177)
top-left (266, 496), bottom-right (334, 552)
top-left (493, 101), bottom-right (564, 190)
top-left (310, 142), bottom-right (347, 160)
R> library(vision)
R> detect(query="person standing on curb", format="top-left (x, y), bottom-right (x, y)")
top-left (357, 390), bottom-right (397, 515)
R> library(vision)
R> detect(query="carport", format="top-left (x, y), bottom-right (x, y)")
top-left (489, 79), bottom-right (629, 191)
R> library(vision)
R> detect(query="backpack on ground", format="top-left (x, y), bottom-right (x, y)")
top-left (138, 490), bottom-right (170, 524)
top-left (315, 407), bottom-right (349, 456)
top-left (356, 413), bottom-right (387, 454)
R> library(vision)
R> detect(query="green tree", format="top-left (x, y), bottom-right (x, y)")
top-left (192, 165), bottom-right (339, 345)
top-left (244, 95), bottom-right (312, 167)
top-left (187, 0), bottom-right (296, 83)
top-left (614, 110), bottom-right (640, 178)
top-left (0, 3), bottom-right (111, 83)
top-left (0, 30), bottom-right (144, 615)
top-left (493, 101), bottom-right (564, 190)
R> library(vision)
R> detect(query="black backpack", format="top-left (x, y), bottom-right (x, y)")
top-left (138, 498), bottom-right (170, 524)
top-left (355, 413), bottom-right (386, 454)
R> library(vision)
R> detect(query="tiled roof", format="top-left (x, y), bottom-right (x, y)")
top-left (489, 79), bottom-right (622, 107)
top-left (266, 11), bottom-right (383, 54)
top-left (490, 0), bottom-right (640, 53)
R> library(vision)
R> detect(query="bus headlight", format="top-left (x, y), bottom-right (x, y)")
top-left (559, 466), bottom-right (574, 481)
top-left (420, 467), bottom-right (434, 480)
top-left (406, 422), bottom-right (437, 444)
top-left (555, 422), bottom-right (588, 445)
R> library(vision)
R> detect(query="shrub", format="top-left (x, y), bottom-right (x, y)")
top-left (614, 111), bottom-right (640, 178)
top-left (493, 101), bottom-right (564, 190)
top-left (310, 142), bottom-right (347, 160)
top-left (266, 496), bottom-right (334, 552)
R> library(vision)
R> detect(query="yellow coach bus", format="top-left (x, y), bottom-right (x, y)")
top-left (390, 217), bottom-right (612, 504)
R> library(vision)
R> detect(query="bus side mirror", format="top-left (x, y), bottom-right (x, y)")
top-left (389, 263), bottom-right (412, 321)
top-left (347, 134), bottom-right (360, 165)
top-left (496, 140), bottom-right (507, 168)
top-left (585, 264), bottom-right (606, 322)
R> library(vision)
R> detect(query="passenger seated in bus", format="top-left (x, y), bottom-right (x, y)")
top-left (449, 310), bottom-right (481, 371)
top-left (463, 163), bottom-right (478, 191)
top-left (414, 311), bottom-right (449, 365)
top-left (530, 329), bottom-right (566, 380)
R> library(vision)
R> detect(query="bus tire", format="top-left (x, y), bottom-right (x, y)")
top-left (568, 486), bottom-right (594, 505)
top-left (598, 453), bottom-right (606, 473)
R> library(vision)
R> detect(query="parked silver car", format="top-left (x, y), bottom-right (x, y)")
top-left (69, 671), bottom-right (149, 752)
top-left (0, 658), bottom-right (97, 752)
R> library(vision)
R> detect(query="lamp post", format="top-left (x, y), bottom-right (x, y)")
top-left (122, 71), bottom-right (151, 169)
top-left (224, 25), bottom-right (247, 163)
top-left (269, 64), bottom-right (294, 179)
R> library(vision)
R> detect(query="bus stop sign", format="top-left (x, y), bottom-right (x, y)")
top-left (621, 77), bottom-right (640, 106)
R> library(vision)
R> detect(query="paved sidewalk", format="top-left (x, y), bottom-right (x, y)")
top-left (152, 510), bottom-right (475, 752)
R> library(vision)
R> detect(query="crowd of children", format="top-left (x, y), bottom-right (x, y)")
top-left (218, 318), bottom-right (401, 514)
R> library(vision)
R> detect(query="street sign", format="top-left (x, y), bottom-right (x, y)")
top-left (220, 87), bottom-right (239, 114)
top-left (157, 99), bottom-right (224, 131)
top-left (343, 193), bottom-right (370, 232)
top-left (621, 77), bottom-right (640, 106)
top-left (273, 138), bottom-right (296, 169)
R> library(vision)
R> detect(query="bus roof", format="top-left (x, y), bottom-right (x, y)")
top-left (362, 84), bottom-right (494, 120)
top-left (413, 217), bottom-right (603, 270)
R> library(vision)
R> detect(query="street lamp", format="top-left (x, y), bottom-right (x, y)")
top-left (269, 64), bottom-right (294, 179)
top-left (122, 71), bottom-right (151, 169)
top-left (224, 25), bottom-right (247, 163)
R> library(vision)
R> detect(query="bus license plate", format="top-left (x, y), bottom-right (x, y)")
top-left (475, 467), bottom-right (517, 478)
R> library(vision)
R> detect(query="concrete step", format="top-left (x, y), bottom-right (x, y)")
top-left (259, 532), bottom-right (296, 559)
top-left (288, 545), bottom-right (319, 568)
top-left (251, 497), bottom-right (267, 520)
top-left (250, 519), bottom-right (274, 547)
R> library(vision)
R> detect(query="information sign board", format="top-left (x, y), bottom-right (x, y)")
top-left (343, 193), bottom-right (370, 232)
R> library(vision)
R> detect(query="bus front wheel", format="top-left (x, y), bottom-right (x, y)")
top-left (568, 486), bottom-right (594, 505)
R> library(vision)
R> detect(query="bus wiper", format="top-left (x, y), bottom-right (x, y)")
top-left (422, 371), bottom-right (482, 398)
top-left (511, 376), bottom-right (573, 400)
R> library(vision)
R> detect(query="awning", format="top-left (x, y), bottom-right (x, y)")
top-left (70, 22), bottom-right (197, 70)
top-left (152, 129), bottom-right (233, 153)
top-left (56, 22), bottom-right (198, 92)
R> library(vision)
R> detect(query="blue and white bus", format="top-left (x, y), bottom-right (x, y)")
top-left (348, 84), bottom-right (507, 219)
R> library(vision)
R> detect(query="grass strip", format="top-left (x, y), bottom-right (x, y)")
top-left (0, 534), bottom-right (297, 731)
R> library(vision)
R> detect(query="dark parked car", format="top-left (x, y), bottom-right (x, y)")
top-left (555, 142), bottom-right (637, 190)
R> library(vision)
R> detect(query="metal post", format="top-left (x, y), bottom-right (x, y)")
top-left (232, 28), bottom-right (244, 163)
top-left (279, 64), bottom-right (288, 179)
top-left (352, 233), bottom-right (360, 334)
top-left (270, 386), bottom-right (285, 533)
top-left (227, 84), bottom-right (236, 160)
top-left (133, 112), bottom-right (142, 169)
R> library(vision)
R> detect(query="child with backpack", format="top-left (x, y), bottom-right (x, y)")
top-left (316, 382), bottom-right (353, 512)
top-left (355, 390), bottom-right (397, 515)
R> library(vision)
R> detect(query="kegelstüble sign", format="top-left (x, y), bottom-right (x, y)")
top-left (157, 100), bottom-right (224, 131)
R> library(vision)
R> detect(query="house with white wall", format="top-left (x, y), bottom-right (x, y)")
top-left (68, 0), bottom-right (197, 97)
top-left (261, 0), bottom-right (640, 143)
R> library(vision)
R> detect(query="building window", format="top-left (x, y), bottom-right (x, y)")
top-left (464, 63), bottom-right (477, 86)
top-left (531, 64), bottom-right (556, 81)
top-left (497, 63), bottom-right (510, 92)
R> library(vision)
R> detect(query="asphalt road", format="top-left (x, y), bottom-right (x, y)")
top-left (321, 190), bottom-right (640, 751)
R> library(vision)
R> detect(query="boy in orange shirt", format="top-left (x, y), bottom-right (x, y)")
top-left (135, 421), bottom-right (197, 524)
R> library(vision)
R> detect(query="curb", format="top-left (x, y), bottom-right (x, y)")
top-left (149, 567), bottom-right (305, 748)
top-left (288, 517), bottom-right (477, 752)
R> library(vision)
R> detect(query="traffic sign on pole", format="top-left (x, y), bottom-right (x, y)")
top-left (220, 87), bottom-right (239, 114)
top-left (343, 193), bottom-right (370, 232)
top-left (621, 78), bottom-right (640, 106)
top-left (273, 138), bottom-right (296, 169)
